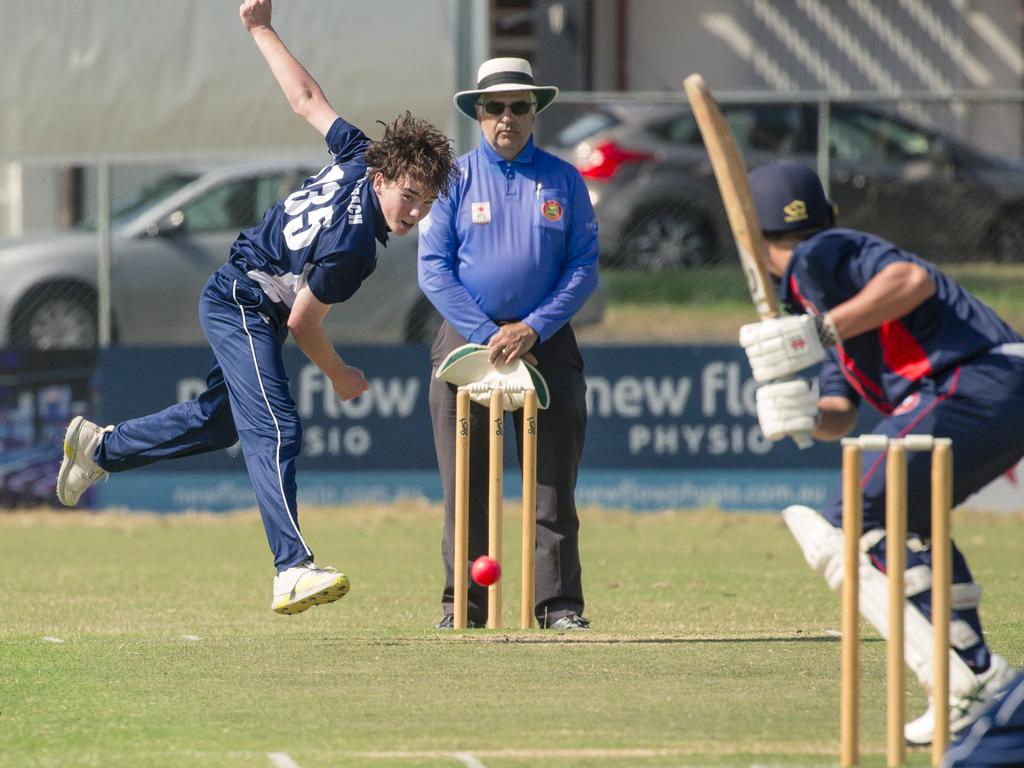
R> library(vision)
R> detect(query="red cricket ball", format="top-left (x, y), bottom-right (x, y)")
top-left (471, 555), bottom-right (501, 587)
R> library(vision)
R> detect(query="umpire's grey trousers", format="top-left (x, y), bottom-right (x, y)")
top-left (429, 321), bottom-right (588, 626)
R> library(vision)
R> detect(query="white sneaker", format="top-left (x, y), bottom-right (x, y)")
top-left (271, 561), bottom-right (350, 615)
top-left (905, 653), bottom-right (1017, 745)
top-left (56, 417), bottom-right (110, 506)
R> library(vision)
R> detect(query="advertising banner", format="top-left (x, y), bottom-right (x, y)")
top-left (94, 345), bottom-right (845, 512)
top-left (0, 349), bottom-right (97, 507)
top-left (92, 345), bottom-right (1023, 513)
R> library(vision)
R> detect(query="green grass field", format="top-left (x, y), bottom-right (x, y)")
top-left (3, 504), bottom-right (1022, 768)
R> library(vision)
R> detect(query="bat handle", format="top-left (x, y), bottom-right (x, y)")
top-left (792, 431), bottom-right (814, 450)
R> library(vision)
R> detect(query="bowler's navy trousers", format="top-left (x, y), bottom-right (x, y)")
top-left (95, 264), bottom-right (312, 570)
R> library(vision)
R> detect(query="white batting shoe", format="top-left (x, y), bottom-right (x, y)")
top-left (56, 417), bottom-right (110, 506)
top-left (271, 561), bottom-right (350, 615)
top-left (905, 653), bottom-right (1017, 745)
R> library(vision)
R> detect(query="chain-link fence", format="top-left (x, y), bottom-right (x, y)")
top-left (3, 90), bottom-right (1024, 350)
top-left (542, 90), bottom-right (1024, 268)
top-left (0, 157), bottom-right (445, 350)
top-left (542, 90), bottom-right (1024, 342)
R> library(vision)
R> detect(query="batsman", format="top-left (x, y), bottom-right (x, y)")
top-left (738, 159), bottom-right (1023, 745)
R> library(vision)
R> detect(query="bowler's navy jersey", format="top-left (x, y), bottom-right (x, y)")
top-left (780, 229), bottom-right (1021, 413)
top-left (229, 118), bottom-right (387, 310)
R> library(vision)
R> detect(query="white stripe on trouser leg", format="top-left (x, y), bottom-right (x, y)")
top-left (233, 281), bottom-right (311, 560)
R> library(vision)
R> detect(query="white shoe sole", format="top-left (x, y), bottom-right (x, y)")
top-left (272, 573), bottom-right (350, 615)
top-left (56, 416), bottom-right (86, 506)
top-left (905, 655), bottom-right (1017, 745)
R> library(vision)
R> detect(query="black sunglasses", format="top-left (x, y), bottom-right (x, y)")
top-left (480, 100), bottom-right (534, 116)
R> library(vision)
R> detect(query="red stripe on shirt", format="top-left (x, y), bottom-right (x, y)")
top-left (860, 367), bottom-right (961, 490)
top-left (837, 348), bottom-right (892, 414)
top-left (790, 274), bottom-right (892, 412)
top-left (880, 320), bottom-right (933, 381)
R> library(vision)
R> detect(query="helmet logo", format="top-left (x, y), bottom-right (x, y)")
top-left (783, 199), bottom-right (808, 223)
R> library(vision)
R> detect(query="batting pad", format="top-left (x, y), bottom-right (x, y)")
top-left (781, 505), bottom-right (978, 698)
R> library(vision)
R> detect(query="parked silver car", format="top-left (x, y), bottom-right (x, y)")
top-left (0, 161), bottom-right (606, 349)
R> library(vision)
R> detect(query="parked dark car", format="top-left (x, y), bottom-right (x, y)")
top-left (549, 101), bottom-right (1024, 269)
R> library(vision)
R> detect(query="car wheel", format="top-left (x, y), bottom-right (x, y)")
top-left (982, 209), bottom-right (1024, 262)
top-left (614, 210), bottom-right (717, 270)
top-left (10, 284), bottom-right (98, 350)
top-left (404, 295), bottom-right (442, 346)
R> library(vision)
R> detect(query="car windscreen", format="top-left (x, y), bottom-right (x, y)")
top-left (78, 173), bottom-right (201, 230)
top-left (555, 110), bottom-right (621, 147)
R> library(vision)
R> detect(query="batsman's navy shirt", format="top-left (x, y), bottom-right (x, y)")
top-left (229, 117), bottom-right (387, 311)
top-left (417, 134), bottom-right (598, 344)
top-left (780, 228), bottom-right (1022, 413)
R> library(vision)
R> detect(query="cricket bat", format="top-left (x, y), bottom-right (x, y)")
top-left (685, 74), bottom-right (813, 449)
top-left (683, 73), bottom-right (777, 320)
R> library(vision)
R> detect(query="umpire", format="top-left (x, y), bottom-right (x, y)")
top-left (418, 58), bottom-right (599, 629)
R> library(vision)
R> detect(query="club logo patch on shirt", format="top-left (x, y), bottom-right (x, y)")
top-left (893, 392), bottom-right (921, 416)
top-left (471, 201), bottom-right (491, 224)
top-left (542, 200), bottom-right (563, 221)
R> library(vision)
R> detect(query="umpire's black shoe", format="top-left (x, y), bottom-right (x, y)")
top-left (435, 614), bottom-right (482, 629)
top-left (545, 614), bottom-right (591, 630)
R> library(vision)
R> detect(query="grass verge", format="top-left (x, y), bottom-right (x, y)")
top-left (579, 263), bottom-right (1024, 344)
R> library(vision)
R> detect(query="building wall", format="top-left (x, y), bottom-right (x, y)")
top-left (6, 1), bottom-right (1024, 235)
top-left (618, 0), bottom-right (1024, 155)
top-left (0, 0), bottom-right (463, 235)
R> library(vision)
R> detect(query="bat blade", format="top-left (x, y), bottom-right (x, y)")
top-left (683, 73), bottom-right (777, 319)
top-left (684, 74), bottom-right (814, 450)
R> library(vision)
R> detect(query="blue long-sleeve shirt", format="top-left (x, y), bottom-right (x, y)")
top-left (417, 134), bottom-right (599, 344)
top-left (782, 229), bottom-right (1021, 414)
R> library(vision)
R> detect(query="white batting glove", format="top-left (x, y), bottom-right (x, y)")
top-left (755, 379), bottom-right (818, 446)
top-left (739, 314), bottom-right (834, 384)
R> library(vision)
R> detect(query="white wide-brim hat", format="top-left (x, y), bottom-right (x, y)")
top-left (454, 57), bottom-right (559, 120)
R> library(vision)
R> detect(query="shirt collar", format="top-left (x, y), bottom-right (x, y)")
top-left (779, 249), bottom-right (798, 305)
top-left (366, 173), bottom-right (389, 247)
top-left (780, 231), bottom-right (829, 309)
top-left (479, 132), bottom-right (536, 165)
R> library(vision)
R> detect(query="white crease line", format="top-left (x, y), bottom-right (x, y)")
top-left (267, 752), bottom-right (303, 768)
top-left (454, 753), bottom-right (488, 768)
top-left (355, 746), bottom-right (841, 759)
top-left (42, 637), bottom-right (65, 643)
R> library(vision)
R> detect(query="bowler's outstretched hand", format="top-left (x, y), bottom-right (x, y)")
top-left (239, 0), bottom-right (271, 32)
top-left (333, 365), bottom-right (369, 402)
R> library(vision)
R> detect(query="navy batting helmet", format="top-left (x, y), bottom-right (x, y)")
top-left (749, 160), bottom-right (835, 233)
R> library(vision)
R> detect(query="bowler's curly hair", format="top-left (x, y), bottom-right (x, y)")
top-left (364, 112), bottom-right (459, 197)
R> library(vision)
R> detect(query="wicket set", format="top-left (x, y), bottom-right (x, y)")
top-left (453, 385), bottom-right (539, 630)
top-left (840, 434), bottom-right (953, 768)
